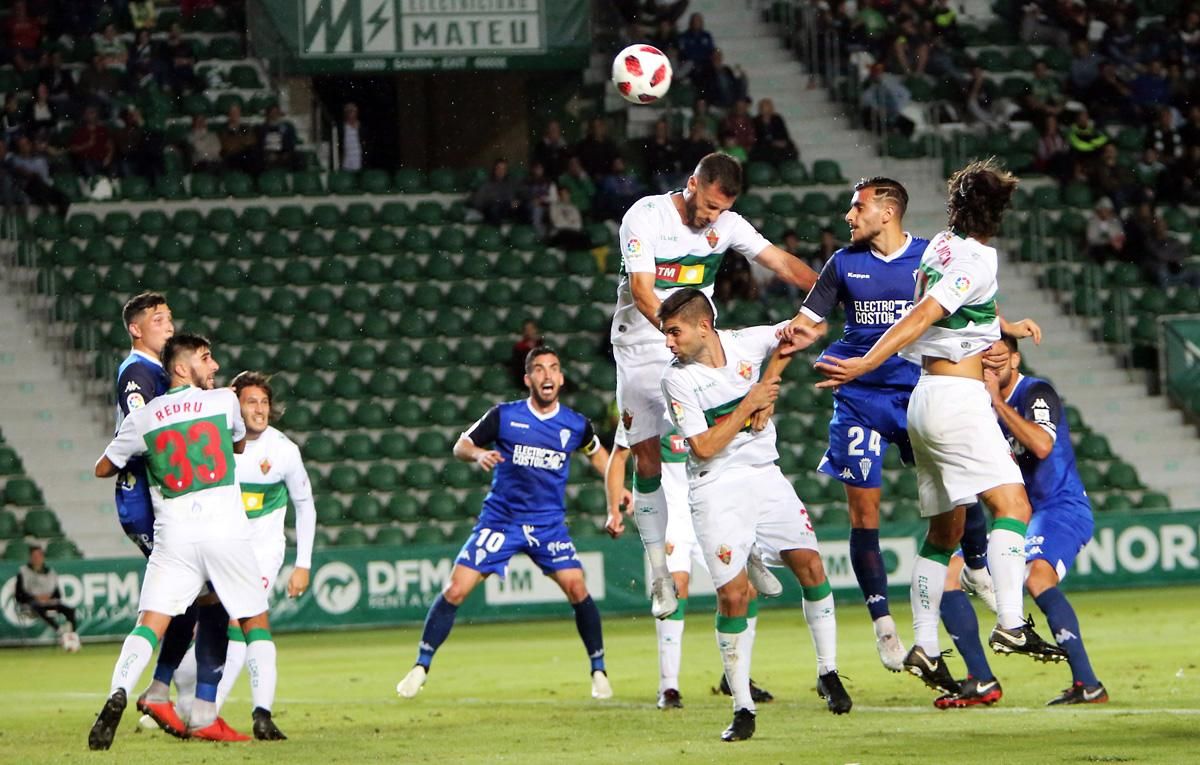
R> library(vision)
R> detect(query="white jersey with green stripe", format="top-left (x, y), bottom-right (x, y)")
top-left (236, 426), bottom-right (317, 569)
top-left (102, 385), bottom-right (248, 545)
top-left (660, 325), bottom-right (784, 488)
top-left (613, 193), bottom-right (770, 347)
top-left (900, 229), bottom-right (1002, 364)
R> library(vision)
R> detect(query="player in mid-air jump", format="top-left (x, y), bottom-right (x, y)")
top-left (810, 160), bottom-right (1062, 696)
top-left (397, 346), bottom-right (623, 701)
top-left (659, 289), bottom-right (851, 742)
top-left (936, 336), bottom-right (1104, 708)
top-left (612, 152), bottom-right (817, 620)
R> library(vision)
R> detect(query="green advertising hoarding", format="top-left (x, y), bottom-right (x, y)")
top-left (5, 511), bottom-right (1200, 645)
top-left (249, 0), bottom-right (591, 72)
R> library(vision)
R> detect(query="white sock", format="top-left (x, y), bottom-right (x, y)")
top-left (911, 554), bottom-right (949, 654)
top-left (245, 637), bottom-right (277, 712)
top-left (142, 678), bottom-right (171, 703)
top-left (715, 619), bottom-right (755, 712)
top-left (802, 590), bottom-right (838, 675)
top-left (216, 638), bottom-right (247, 710)
top-left (111, 630), bottom-right (157, 697)
top-left (988, 524), bottom-right (1029, 629)
top-left (656, 618), bottom-right (684, 693)
top-left (633, 483), bottom-right (670, 581)
top-left (174, 645), bottom-right (198, 722)
top-left (740, 615), bottom-right (758, 687)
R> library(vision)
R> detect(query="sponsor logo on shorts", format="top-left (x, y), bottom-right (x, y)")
top-left (259, 458), bottom-right (271, 475)
top-left (716, 544), bottom-right (732, 565)
top-left (705, 227), bottom-right (720, 249)
top-left (737, 361), bottom-right (753, 381)
top-left (626, 237), bottom-right (642, 255)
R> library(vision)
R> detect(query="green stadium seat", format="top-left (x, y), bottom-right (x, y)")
top-left (426, 491), bottom-right (461, 521)
top-left (1138, 491), bottom-right (1170, 510)
top-left (440, 461), bottom-right (475, 490)
top-left (414, 431), bottom-right (451, 458)
top-left (1100, 492), bottom-right (1133, 513)
top-left (278, 402), bottom-right (316, 431)
top-left (413, 201), bottom-right (444, 226)
top-left (1076, 433), bottom-right (1113, 461)
top-left (4, 539), bottom-right (31, 561)
top-left (336, 528), bottom-right (370, 547)
top-left (104, 211), bottom-right (136, 237)
top-left (1104, 462), bottom-right (1141, 491)
top-left (890, 472), bottom-right (919, 500)
top-left (394, 168), bottom-right (428, 193)
top-left (340, 434), bottom-right (375, 462)
top-left (353, 402), bottom-right (389, 429)
top-left (811, 160), bottom-right (847, 185)
top-left (329, 171), bottom-right (358, 195)
top-left (387, 494), bottom-right (421, 523)
top-left (361, 169), bottom-right (391, 195)
top-left (292, 171), bottom-right (325, 196)
top-left (4, 478), bottom-right (42, 506)
top-left (407, 525), bottom-right (443, 545)
top-left (206, 207), bottom-right (238, 234)
top-left (403, 462), bottom-right (438, 490)
top-left (746, 161), bottom-right (779, 187)
top-left (301, 434), bottom-right (337, 462)
top-left (23, 508), bottom-right (62, 537)
top-left (45, 538), bottom-right (81, 559)
top-left (0, 509), bottom-right (20, 538)
top-left (348, 495), bottom-right (384, 524)
top-left (374, 526), bottom-right (410, 546)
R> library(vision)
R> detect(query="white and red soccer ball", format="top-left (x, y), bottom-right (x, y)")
top-left (611, 44), bottom-right (672, 104)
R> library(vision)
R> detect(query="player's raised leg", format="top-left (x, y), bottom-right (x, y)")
top-left (936, 554), bottom-right (1002, 709)
top-left (959, 502), bottom-right (996, 611)
top-left (398, 564), bottom-right (485, 698)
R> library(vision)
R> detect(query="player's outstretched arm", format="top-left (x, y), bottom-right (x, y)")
top-left (94, 455), bottom-right (120, 478)
top-left (630, 271), bottom-right (663, 330)
top-left (778, 312), bottom-right (827, 357)
top-left (687, 376), bottom-right (781, 460)
top-left (815, 296), bottom-right (947, 388)
top-left (454, 436), bottom-right (504, 471)
top-left (1000, 315), bottom-right (1043, 345)
top-left (754, 244), bottom-right (819, 290)
top-left (602, 444), bottom-right (633, 538)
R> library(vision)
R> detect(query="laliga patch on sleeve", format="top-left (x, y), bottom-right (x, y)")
top-left (126, 392), bottom-right (145, 410)
top-left (670, 400), bottom-right (685, 421)
top-left (626, 237), bottom-right (642, 255)
top-left (952, 275), bottom-right (971, 294)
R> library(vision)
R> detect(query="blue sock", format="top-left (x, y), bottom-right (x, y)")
top-left (416, 595), bottom-right (459, 669)
top-left (571, 596), bottom-right (606, 673)
top-left (961, 502), bottom-right (989, 571)
top-left (1035, 587), bottom-right (1099, 686)
top-left (849, 528), bottom-right (890, 620)
top-left (194, 602), bottom-right (230, 702)
top-left (153, 604), bottom-right (198, 684)
top-left (941, 590), bottom-right (994, 681)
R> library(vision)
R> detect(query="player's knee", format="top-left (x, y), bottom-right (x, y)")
top-left (564, 580), bottom-right (589, 603)
top-left (846, 489), bottom-right (882, 528)
top-left (1024, 560), bottom-right (1057, 596)
top-left (441, 584), bottom-right (469, 606)
top-left (717, 580), bottom-right (751, 613)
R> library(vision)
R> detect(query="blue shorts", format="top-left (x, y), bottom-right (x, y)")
top-left (1026, 508), bottom-right (1094, 582)
top-left (116, 468), bottom-right (154, 558)
top-left (818, 384), bottom-right (914, 489)
top-left (455, 518), bottom-right (582, 577)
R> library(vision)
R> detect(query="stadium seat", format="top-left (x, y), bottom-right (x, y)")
top-left (403, 462), bottom-right (438, 490)
top-left (386, 494), bottom-right (421, 523)
top-left (811, 159), bottom-right (847, 185)
top-left (337, 528), bottom-right (370, 547)
top-left (0, 509), bottom-right (19, 539)
top-left (319, 402), bottom-right (352, 430)
top-left (4, 478), bottom-right (42, 506)
top-left (394, 168), bottom-right (428, 193)
top-left (302, 434), bottom-right (337, 463)
top-left (341, 434), bottom-right (376, 462)
top-left (426, 491), bottom-right (461, 521)
top-left (348, 495), bottom-right (384, 524)
top-left (409, 525), bottom-right (445, 545)
top-left (1104, 462), bottom-right (1142, 491)
top-left (353, 402), bottom-right (389, 429)
top-left (23, 508), bottom-right (62, 537)
top-left (1138, 491), bottom-right (1170, 510)
top-left (374, 526), bottom-right (410, 546)
top-left (4, 539), bottom-right (30, 561)
top-left (414, 431), bottom-right (451, 458)
top-left (45, 538), bottom-right (81, 559)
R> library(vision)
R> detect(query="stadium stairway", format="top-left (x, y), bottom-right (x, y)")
top-left (996, 260), bottom-right (1200, 510)
top-left (0, 289), bottom-right (123, 558)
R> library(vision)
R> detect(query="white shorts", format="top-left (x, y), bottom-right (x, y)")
top-left (249, 516), bottom-right (287, 595)
top-left (689, 464), bottom-right (819, 589)
top-left (663, 460), bottom-right (707, 576)
top-left (614, 342), bottom-right (674, 445)
top-left (907, 375), bottom-right (1024, 518)
top-left (139, 538), bottom-right (269, 620)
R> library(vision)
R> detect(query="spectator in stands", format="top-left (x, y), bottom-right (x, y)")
top-left (1085, 197), bottom-right (1125, 263)
top-left (574, 117), bottom-right (620, 181)
top-left (648, 19), bottom-right (680, 60)
top-left (186, 114), bottom-right (220, 172)
top-left (1067, 109), bottom-right (1108, 170)
top-left (1145, 105), bottom-right (1183, 161)
top-left (719, 133), bottom-right (748, 164)
top-left (1144, 217), bottom-right (1200, 289)
top-left (1, 94), bottom-right (26, 143)
top-left (127, 28), bottom-right (162, 91)
top-left (1179, 10), bottom-right (1200, 66)
top-left (558, 156), bottom-right (596, 218)
top-left (0, 144), bottom-right (23, 210)
top-left (219, 102), bottom-right (259, 174)
top-left (77, 54), bottom-right (121, 117)
top-left (547, 185), bottom-right (590, 251)
top-left (719, 97), bottom-right (755, 154)
top-left (691, 97), bottom-right (718, 138)
top-left (750, 97), bottom-right (797, 164)
top-left (692, 48), bottom-right (747, 109)
top-left (678, 13), bottom-right (715, 72)
top-left (1019, 2), bottom-right (1069, 49)
top-left (95, 22), bottom-right (128, 70)
top-left (162, 22), bottom-right (200, 93)
top-left (1068, 39), bottom-right (1102, 100)
top-left (14, 546), bottom-right (77, 637)
top-left (339, 102), bottom-right (364, 172)
top-left (646, 0), bottom-right (690, 26)
top-left (714, 248), bottom-right (754, 302)
top-left (809, 227), bottom-right (839, 269)
top-left (532, 119), bottom-right (570, 181)
top-left (5, 1), bottom-right (42, 64)
top-left (887, 14), bottom-right (928, 75)
top-left (1130, 59), bottom-right (1171, 117)
top-left (25, 82), bottom-right (56, 136)
top-left (1035, 114), bottom-right (1072, 182)
top-left (596, 156), bottom-right (645, 221)
top-left (860, 63), bottom-right (913, 135)
top-left (1163, 143), bottom-right (1200, 204)
top-left (129, 0), bottom-right (158, 30)
top-left (509, 320), bottom-right (543, 388)
top-left (5, 134), bottom-right (68, 216)
top-left (1100, 12), bottom-right (1138, 72)
top-left (1086, 61), bottom-right (1134, 127)
top-left (679, 118), bottom-right (715, 171)
top-left (642, 117), bottom-right (682, 193)
top-left (114, 106), bottom-right (164, 181)
top-left (68, 106), bottom-right (114, 179)
top-left (259, 104), bottom-right (298, 172)
top-left (962, 63), bottom-right (1002, 128)
top-left (523, 161), bottom-right (556, 236)
top-left (39, 51), bottom-right (76, 113)
top-left (1122, 199), bottom-right (1156, 262)
top-left (1089, 142), bottom-right (1137, 211)
top-left (471, 158), bottom-right (524, 226)
top-left (1018, 59), bottom-right (1065, 122)
top-left (1135, 146), bottom-right (1166, 192)
top-left (920, 18), bottom-right (961, 80)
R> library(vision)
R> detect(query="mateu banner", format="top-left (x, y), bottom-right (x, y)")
top-left (4, 510), bottom-right (1200, 645)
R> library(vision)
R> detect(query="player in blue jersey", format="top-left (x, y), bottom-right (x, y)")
top-left (779, 178), bottom-right (995, 672)
top-left (113, 293), bottom-right (231, 739)
top-left (397, 346), bottom-right (622, 701)
top-left (936, 336), bottom-right (1104, 708)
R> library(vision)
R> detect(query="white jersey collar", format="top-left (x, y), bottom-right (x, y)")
top-left (1003, 372), bottom-right (1025, 405)
top-left (525, 399), bottom-right (560, 421)
top-left (871, 232), bottom-right (913, 263)
top-left (129, 348), bottom-right (163, 368)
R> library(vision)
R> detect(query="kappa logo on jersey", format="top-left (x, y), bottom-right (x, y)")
top-left (559, 428), bottom-right (571, 449)
top-left (847, 272), bottom-right (871, 279)
top-left (509, 421), bottom-right (530, 429)
top-left (859, 457), bottom-right (872, 480)
top-left (840, 468), bottom-right (855, 480)
top-left (259, 458), bottom-right (271, 475)
top-left (124, 380), bottom-right (141, 393)
top-left (736, 361), bottom-right (753, 380)
top-left (705, 227), bottom-right (719, 249)
top-left (126, 392), bottom-right (145, 410)
top-left (626, 237), bottom-right (642, 255)
top-left (715, 544), bottom-right (732, 565)
top-left (656, 262), bottom-right (706, 284)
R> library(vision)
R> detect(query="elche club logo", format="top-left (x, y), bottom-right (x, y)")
top-left (312, 561), bottom-right (362, 615)
top-left (736, 361), bottom-right (753, 381)
top-left (705, 227), bottom-right (719, 249)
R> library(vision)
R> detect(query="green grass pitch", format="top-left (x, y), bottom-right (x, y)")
top-left (1, 585), bottom-right (1197, 763)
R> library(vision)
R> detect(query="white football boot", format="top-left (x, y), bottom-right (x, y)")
top-left (396, 665), bottom-right (428, 698)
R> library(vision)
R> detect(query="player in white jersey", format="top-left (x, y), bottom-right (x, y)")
top-left (172, 371), bottom-right (317, 723)
top-left (606, 426), bottom-right (777, 710)
top-left (805, 160), bottom-right (1063, 695)
top-left (611, 152), bottom-right (818, 620)
top-left (89, 333), bottom-right (287, 750)
top-left (658, 289), bottom-right (850, 742)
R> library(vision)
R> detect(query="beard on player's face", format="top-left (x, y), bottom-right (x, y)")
top-left (527, 374), bottom-right (560, 406)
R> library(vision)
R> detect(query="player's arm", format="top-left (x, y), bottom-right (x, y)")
top-left (604, 443), bottom-right (633, 538)
top-left (95, 414), bottom-right (143, 478)
top-left (116, 364), bottom-right (159, 416)
top-left (228, 391), bottom-right (248, 454)
top-left (630, 271), bottom-right (662, 329)
top-left (621, 209), bottom-right (662, 329)
top-left (664, 370), bottom-right (780, 462)
top-left (999, 314), bottom-right (1042, 345)
top-left (454, 406), bottom-right (504, 471)
top-left (779, 254), bottom-right (838, 356)
top-left (814, 296), bottom-right (946, 388)
top-left (985, 376), bottom-right (1056, 460)
top-left (283, 447), bottom-right (316, 597)
top-left (752, 243), bottom-right (819, 290)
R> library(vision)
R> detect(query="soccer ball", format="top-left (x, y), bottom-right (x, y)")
top-left (611, 44), bottom-right (672, 104)
top-left (60, 630), bottom-right (81, 653)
